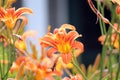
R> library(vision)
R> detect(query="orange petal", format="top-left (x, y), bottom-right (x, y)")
top-left (22, 30), bottom-right (37, 40)
top-left (67, 31), bottom-right (80, 43)
top-left (39, 40), bottom-right (50, 47)
top-left (61, 53), bottom-right (72, 64)
top-left (6, 7), bottom-right (15, 15)
top-left (72, 41), bottom-right (84, 55)
top-left (98, 35), bottom-right (106, 44)
top-left (71, 74), bottom-right (83, 80)
top-left (55, 32), bottom-right (66, 41)
top-left (98, 35), bottom-right (105, 41)
top-left (53, 28), bottom-right (59, 34)
top-left (0, 7), bottom-right (6, 18)
top-left (39, 35), bottom-right (57, 47)
top-left (60, 24), bottom-right (76, 31)
top-left (15, 7), bottom-right (33, 17)
top-left (46, 48), bottom-right (57, 57)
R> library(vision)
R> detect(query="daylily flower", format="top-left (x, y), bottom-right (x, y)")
top-left (10, 55), bottom-right (62, 80)
top-left (39, 24), bottom-right (84, 64)
top-left (98, 23), bottom-right (120, 49)
top-left (0, 7), bottom-right (32, 28)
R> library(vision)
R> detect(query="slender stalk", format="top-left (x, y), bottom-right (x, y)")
top-left (71, 50), bottom-right (88, 80)
top-left (72, 61), bottom-right (87, 80)
top-left (109, 53), bottom-right (113, 80)
top-left (3, 28), bottom-right (10, 80)
top-left (96, 6), bottom-right (109, 77)
top-left (100, 5), bottom-right (106, 34)
top-left (2, 38), bottom-right (5, 79)
top-left (2, 0), bottom-right (5, 7)
top-left (99, 45), bottom-right (107, 80)
top-left (116, 34), bottom-right (120, 80)
top-left (99, 27), bottom-right (112, 80)
top-left (108, 34), bottom-right (113, 80)
top-left (116, 54), bottom-right (120, 80)
top-left (97, 1), bottom-right (106, 35)
top-left (0, 44), bottom-right (3, 79)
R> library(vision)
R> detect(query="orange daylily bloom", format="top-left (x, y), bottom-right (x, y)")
top-left (39, 24), bottom-right (84, 64)
top-left (0, 7), bottom-right (32, 28)
top-left (98, 34), bottom-right (120, 49)
top-left (10, 56), bottom-right (61, 80)
top-left (98, 23), bottom-right (120, 49)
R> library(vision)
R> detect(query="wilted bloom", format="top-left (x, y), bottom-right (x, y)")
top-left (0, 7), bottom-right (32, 28)
top-left (14, 30), bottom-right (37, 53)
top-left (39, 24), bottom-right (84, 64)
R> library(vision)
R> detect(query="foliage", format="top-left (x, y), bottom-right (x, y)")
top-left (0, 0), bottom-right (120, 80)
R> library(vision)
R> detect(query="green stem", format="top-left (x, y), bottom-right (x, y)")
top-left (97, 1), bottom-right (104, 35)
top-left (101, 74), bottom-right (110, 80)
top-left (5, 29), bottom-right (16, 79)
top-left (108, 48), bottom-right (113, 80)
top-left (0, 45), bottom-right (3, 79)
top-left (116, 54), bottom-right (120, 80)
top-left (97, 1), bottom-right (106, 35)
top-left (71, 49), bottom-right (88, 80)
top-left (72, 60), bottom-right (88, 80)
top-left (108, 32), bottom-right (114, 80)
top-left (2, 0), bottom-right (5, 7)
top-left (100, 27), bottom-right (112, 80)
top-left (116, 34), bottom-right (120, 80)
top-left (100, 5), bottom-right (106, 34)
top-left (99, 45), bottom-right (107, 80)
top-left (2, 39), bottom-right (5, 80)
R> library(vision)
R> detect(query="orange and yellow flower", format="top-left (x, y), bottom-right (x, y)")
top-left (0, 7), bottom-right (32, 28)
top-left (10, 55), bottom-right (62, 80)
top-left (39, 24), bottom-right (84, 64)
top-left (98, 23), bottom-right (120, 49)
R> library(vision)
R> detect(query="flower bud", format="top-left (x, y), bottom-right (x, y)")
top-left (116, 5), bottom-right (120, 14)
top-left (15, 40), bottom-right (26, 52)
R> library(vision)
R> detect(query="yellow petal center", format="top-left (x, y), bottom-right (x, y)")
top-left (4, 15), bottom-right (17, 28)
top-left (57, 42), bottom-right (71, 54)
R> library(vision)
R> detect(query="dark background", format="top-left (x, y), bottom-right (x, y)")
top-left (68, 0), bottom-right (102, 67)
